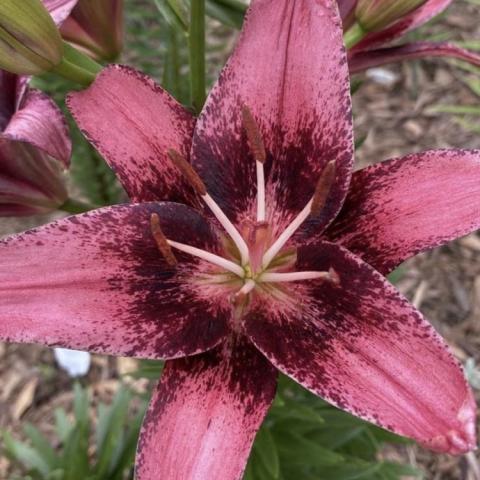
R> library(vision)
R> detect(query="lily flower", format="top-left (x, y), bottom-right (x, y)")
top-left (339, 0), bottom-right (480, 72)
top-left (43, 0), bottom-right (124, 62)
top-left (0, 0), bottom-right (479, 478)
top-left (0, 70), bottom-right (71, 216)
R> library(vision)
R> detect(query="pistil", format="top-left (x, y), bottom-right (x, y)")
top-left (168, 149), bottom-right (250, 265)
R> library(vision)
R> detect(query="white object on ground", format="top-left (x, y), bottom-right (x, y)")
top-left (54, 348), bottom-right (91, 377)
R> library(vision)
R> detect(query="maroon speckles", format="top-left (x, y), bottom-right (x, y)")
top-left (325, 149), bottom-right (480, 275)
top-left (135, 334), bottom-right (277, 480)
top-left (191, 0), bottom-right (353, 237)
top-left (245, 241), bottom-right (475, 450)
top-left (0, 202), bottom-right (229, 360)
top-left (67, 65), bottom-right (199, 206)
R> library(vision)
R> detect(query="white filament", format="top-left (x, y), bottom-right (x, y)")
top-left (260, 271), bottom-right (330, 283)
top-left (236, 279), bottom-right (256, 296)
top-left (203, 193), bottom-right (250, 266)
top-left (256, 161), bottom-right (266, 222)
top-left (261, 199), bottom-right (313, 269)
top-left (168, 240), bottom-right (244, 277)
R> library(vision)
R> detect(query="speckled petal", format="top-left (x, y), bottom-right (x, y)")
top-left (325, 149), bottom-right (480, 274)
top-left (191, 0), bottom-right (353, 238)
top-left (42, 0), bottom-right (79, 25)
top-left (352, 0), bottom-right (453, 51)
top-left (67, 65), bottom-right (197, 204)
top-left (0, 202), bottom-right (229, 359)
top-left (3, 88), bottom-right (71, 166)
top-left (349, 41), bottom-right (480, 73)
top-left (135, 336), bottom-right (277, 480)
top-left (245, 241), bottom-right (476, 454)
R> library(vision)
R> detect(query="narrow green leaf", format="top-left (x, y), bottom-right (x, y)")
top-left (254, 427), bottom-right (280, 478)
top-left (23, 423), bottom-right (59, 469)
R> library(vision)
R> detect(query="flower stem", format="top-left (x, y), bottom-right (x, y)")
top-left (344, 22), bottom-right (366, 50)
top-left (189, 0), bottom-right (206, 113)
top-left (59, 198), bottom-right (96, 214)
top-left (52, 42), bottom-right (102, 87)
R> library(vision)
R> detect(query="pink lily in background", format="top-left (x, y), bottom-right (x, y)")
top-left (43, 0), bottom-right (124, 61)
top-left (339, 0), bottom-right (480, 72)
top-left (1, 0), bottom-right (479, 478)
top-left (0, 70), bottom-right (71, 216)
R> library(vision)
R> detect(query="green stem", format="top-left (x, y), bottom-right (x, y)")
top-left (59, 198), bottom-right (96, 214)
top-left (344, 22), bottom-right (366, 50)
top-left (214, 0), bottom-right (247, 13)
top-left (53, 56), bottom-right (96, 86)
top-left (189, 0), bottom-right (206, 113)
top-left (52, 42), bottom-right (102, 87)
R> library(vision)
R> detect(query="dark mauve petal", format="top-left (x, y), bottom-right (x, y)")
top-left (325, 150), bottom-right (480, 275)
top-left (349, 41), bottom-right (480, 73)
top-left (245, 242), bottom-right (476, 454)
top-left (3, 89), bottom-right (71, 166)
top-left (337, 0), bottom-right (357, 29)
top-left (0, 71), bottom-right (18, 130)
top-left (352, 0), bottom-right (453, 51)
top-left (192, 0), bottom-right (353, 239)
top-left (67, 65), bottom-right (198, 204)
top-left (42, 0), bottom-right (79, 25)
top-left (0, 141), bottom-right (68, 215)
top-left (0, 202), bottom-right (229, 359)
top-left (135, 336), bottom-right (277, 480)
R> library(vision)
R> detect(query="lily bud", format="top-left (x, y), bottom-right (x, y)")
top-left (0, 0), bottom-right (63, 75)
top-left (355, 0), bottom-right (427, 32)
top-left (60, 0), bottom-right (124, 62)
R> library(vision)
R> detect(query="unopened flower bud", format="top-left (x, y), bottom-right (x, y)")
top-left (0, 0), bottom-right (63, 75)
top-left (355, 0), bottom-right (427, 32)
top-left (60, 0), bottom-right (124, 62)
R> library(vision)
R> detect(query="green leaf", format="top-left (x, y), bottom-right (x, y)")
top-left (253, 427), bottom-right (280, 478)
top-left (2, 431), bottom-right (51, 477)
top-left (275, 432), bottom-right (344, 467)
top-left (205, 0), bottom-right (244, 28)
top-left (153, 0), bottom-right (189, 31)
top-left (54, 408), bottom-right (73, 443)
top-left (23, 424), bottom-right (59, 470)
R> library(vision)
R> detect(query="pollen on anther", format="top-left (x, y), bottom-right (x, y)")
top-left (168, 149), bottom-right (207, 196)
top-left (242, 106), bottom-right (266, 164)
top-left (311, 161), bottom-right (336, 216)
top-left (150, 213), bottom-right (178, 267)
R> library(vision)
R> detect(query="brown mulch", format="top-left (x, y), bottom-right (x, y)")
top-left (1, 1), bottom-right (480, 478)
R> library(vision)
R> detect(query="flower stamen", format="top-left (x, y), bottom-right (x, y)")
top-left (150, 213), bottom-right (177, 267)
top-left (168, 149), bottom-right (250, 265)
top-left (260, 267), bottom-right (339, 283)
top-left (261, 161), bottom-right (336, 269)
top-left (167, 239), bottom-right (245, 277)
top-left (242, 106), bottom-right (267, 222)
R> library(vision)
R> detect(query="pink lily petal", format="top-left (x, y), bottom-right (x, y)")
top-left (353, 0), bottom-right (453, 51)
top-left (60, 0), bottom-right (123, 61)
top-left (0, 202), bottom-right (229, 359)
top-left (0, 142), bottom-right (68, 216)
top-left (67, 65), bottom-right (197, 204)
top-left (325, 150), bottom-right (480, 275)
top-left (191, 0), bottom-right (353, 237)
top-left (337, 0), bottom-right (357, 29)
top-left (3, 89), bottom-right (71, 166)
top-left (349, 41), bottom-right (480, 73)
top-left (136, 336), bottom-right (277, 480)
top-left (42, 0), bottom-right (79, 26)
top-left (245, 241), bottom-right (476, 454)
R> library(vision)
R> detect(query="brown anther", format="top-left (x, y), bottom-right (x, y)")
top-left (168, 149), bottom-right (207, 196)
top-left (150, 213), bottom-right (178, 267)
top-left (311, 161), bottom-right (336, 216)
top-left (241, 105), bottom-right (266, 164)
